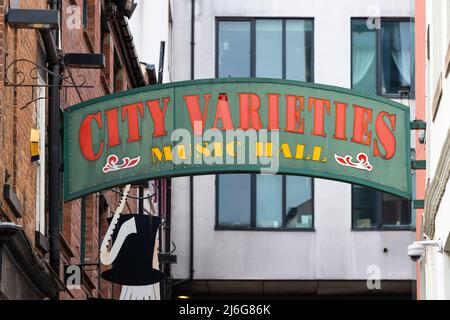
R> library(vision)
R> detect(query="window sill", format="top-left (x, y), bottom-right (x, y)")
top-left (350, 88), bottom-right (415, 100)
top-left (352, 227), bottom-right (416, 232)
top-left (381, 93), bottom-right (416, 100)
top-left (215, 226), bottom-right (315, 232)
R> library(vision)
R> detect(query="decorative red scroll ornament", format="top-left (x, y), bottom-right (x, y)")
top-left (102, 154), bottom-right (141, 173)
top-left (334, 152), bottom-right (373, 172)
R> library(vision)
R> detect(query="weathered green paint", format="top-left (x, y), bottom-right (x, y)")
top-left (413, 200), bottom-right (425, 209)
top-left (64, 78), bottom-right (412, 201)
top-left (412, 160), bottom-right (426, 170)
top-left (410, 120), bottom-right (426, 130)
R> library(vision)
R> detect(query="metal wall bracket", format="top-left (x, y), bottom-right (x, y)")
top-left (3, 184), bottom-right (23, 218)
top-left (413, 200), bottom-right (425, 209)
top-left (412, 160), bottom-right (426, 170)
top-left (4, 58), bottom-right (93, 89)
top-left (4, 58), bottom-right (94, 109)
top-left (410, 120), bottom-right (427, 130)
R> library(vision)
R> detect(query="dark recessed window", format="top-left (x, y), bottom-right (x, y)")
top-left (217, 18), bottom-right (314, 81)
top-left (83, 0), bottom-right (88, 30)
top-left (351, 18), bottom-right (415, 98)
top-left (352, 185), bottom-right (411, 230)
top-left (217, 174), bottom-right (314, 231)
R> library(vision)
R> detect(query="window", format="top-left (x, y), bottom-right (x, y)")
top-left (351, 18), bottom-right (415, 97)
top-left (285, 176), bottom-right (314, 228)
top-left (83, 0), bottom-right (88, 30)
top-left (217, 174), bottom-right (252, 227)
top-left (216, 18), bottom-right (314, 231)
top-left (256, 20), bottom-right (282, 78)
top-left (83, 0), bottom-right (89, 30)
top-left (35, 75), bottom-right (46, 236)
top-left (352, 185), bottom-right (411, 230)
top-left (217, 174), bottom-right (314, 230)
top-left (218, 21), bottom-right (251, 78)
top-left (217, 18), bottom-right (314, 81)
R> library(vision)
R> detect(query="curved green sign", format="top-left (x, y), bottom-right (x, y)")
top-left (64, 78), bottom-right (411, 201)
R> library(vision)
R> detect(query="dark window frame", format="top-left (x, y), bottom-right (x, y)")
top-left (215, 17), bottom-right (315, 82)
top-left (351, 184), bottom-right (414, 231)
top-left (215, 174), bottom-right (315, 232)
top-left (82, 0), bottom-right (89, 30)
top-left (351, 17), bottom-right (415, 99)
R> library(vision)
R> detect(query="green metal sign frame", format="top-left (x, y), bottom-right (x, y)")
top-left (63, 78), bottom-right (411, 201)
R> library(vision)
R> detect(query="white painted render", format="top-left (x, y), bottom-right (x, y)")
top-left (131, 0), bottom-right (416, 282)
top-left (422, 0), bottom-right (450, 300)
top-left (130, 0), bottom-right (172, 83)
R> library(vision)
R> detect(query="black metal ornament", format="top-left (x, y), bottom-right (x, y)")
top-left (101, 214), bottom-right (165, 286)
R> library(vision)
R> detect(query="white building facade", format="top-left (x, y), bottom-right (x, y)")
top-left (420, 0), bottom-right (450, 300)
top-left (131, 0), bottom-right (416, 299)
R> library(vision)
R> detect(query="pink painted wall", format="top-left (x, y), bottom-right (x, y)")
top-left (414, 0), bottom-right (426, 300)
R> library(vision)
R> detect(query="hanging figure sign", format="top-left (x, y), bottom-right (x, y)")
top-left (100, 184), bottom-right (165, 300)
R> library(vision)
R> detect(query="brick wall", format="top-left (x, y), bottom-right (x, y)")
top-left (59, 0), bottom-right (140, 300)
top-left (0, 0), bottom-right (142, 300)
top-left (0, 0), bottom-right (48, 244)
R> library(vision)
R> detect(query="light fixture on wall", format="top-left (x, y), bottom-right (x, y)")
top-left (64, 53), bottom-right (106, 69)
top-left (6, 9), bottom-right (59, 29)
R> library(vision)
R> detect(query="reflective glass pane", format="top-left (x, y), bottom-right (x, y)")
top-left (218, 21), bottom-right (251, 77)
top-left (286, 20), bottom-right (314, 82)
top-left (381, 193), bottom-right (411, 227)
top-left (285, 176), bottom-right (313, 229)
top-left (256, 174), bottom-right (282, 228)
top-left (351, 20), bottom-right (377, 94)
top-left (381, 21), bottom-right (415, 95)
top-left (352, 185), bottom-right (379, 229)
top-left (218, 174), bottom-right (251, 227)
top-left (256, 20), bottom-right (282, 78)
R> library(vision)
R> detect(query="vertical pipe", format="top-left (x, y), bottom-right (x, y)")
top-left (157, 180), bottom-right (162, 251)
top-left (138, 187), bottom-right (144, 215)
top-left (80, 197), bottom-right (86, 264)
top-left (190, 0), bottom-right (195, 81)
top-left (189, 0), bottom-right (195, 281)
top-left (155, 40), bottom-right (168, 299)
top-left (48, 0), bottom-right (61, 279)
top-left (189, 177), bottom-right (194, 280)
top-left (157, 179), bottom-right (164, 300)
top-left (158, 41), bottom-right (165, 84)
top-left (165, 178), bottom-right (172, 299)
